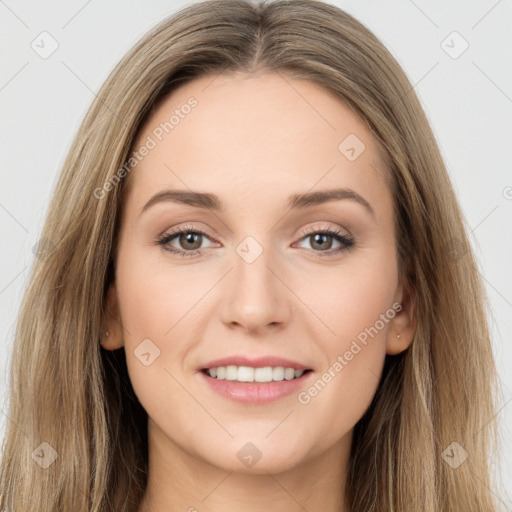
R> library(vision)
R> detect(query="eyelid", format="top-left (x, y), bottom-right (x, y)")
top-left (296, 223), bottom-right (351, 238)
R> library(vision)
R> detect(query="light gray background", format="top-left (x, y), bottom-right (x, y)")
top-left (1, 0), bottom-right (511, 507)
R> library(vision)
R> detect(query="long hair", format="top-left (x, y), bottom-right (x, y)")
top-left (0, 0), bottom-right (502, 510)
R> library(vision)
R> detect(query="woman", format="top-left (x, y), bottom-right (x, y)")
top-left (0, 0), bottom-right (501, 510)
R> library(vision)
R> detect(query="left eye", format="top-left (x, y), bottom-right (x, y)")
top-left (157, 227), bottom-right (214, 256)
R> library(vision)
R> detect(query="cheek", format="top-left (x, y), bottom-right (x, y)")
top-left (292, 251), bottom-right (396, 434)
top-left (298, 248), bottom-right (398, 349)
top-left (115, 229), bottom-right (220, 341)
top-left (113, 242), bottom-right (203, 406)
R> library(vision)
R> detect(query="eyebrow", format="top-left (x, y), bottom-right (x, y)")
top-left (140, 187), bottom-right (375, 217)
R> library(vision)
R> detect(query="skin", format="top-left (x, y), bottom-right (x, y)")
top-left (101, 71), bottom-right (416, 512)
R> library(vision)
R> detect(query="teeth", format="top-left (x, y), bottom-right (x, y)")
top-left (205, 365), bottom-right (306, 382)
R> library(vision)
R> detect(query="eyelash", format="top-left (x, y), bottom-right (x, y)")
top-left (156, 224), bottom-right (355, 258)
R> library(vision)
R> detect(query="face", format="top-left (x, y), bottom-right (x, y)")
top-left (102, 71), bottom-right (415, 475)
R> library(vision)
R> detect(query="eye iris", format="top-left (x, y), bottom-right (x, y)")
top-left (180, 232), bottom-right (202, 250)
top-left (311, 233), bottom-right (332, 251)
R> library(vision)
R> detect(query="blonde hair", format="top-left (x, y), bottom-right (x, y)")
top-left (0, 0), bottom-right (502, 510)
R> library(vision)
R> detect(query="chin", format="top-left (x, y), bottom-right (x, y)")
top-left (197, 438), bottom-right (309, 475)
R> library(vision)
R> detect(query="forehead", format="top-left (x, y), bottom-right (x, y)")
top-left (125, 72), bottom-right (391, 221)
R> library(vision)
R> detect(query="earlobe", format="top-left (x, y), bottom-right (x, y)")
top-left (100, 284), bottom-right (124, 350)
top-left (386, 330), bottom-right (413, 355)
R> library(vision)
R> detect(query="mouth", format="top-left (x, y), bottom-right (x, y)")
top-left (199, 365), bottom-right (314, 404)
top-left (201, 365), bottom-right (314, 383)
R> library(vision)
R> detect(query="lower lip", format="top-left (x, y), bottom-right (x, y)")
top-left (199, 370), bottom-right (313, 404)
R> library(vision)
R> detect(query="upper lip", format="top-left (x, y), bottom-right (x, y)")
top-left (200, 355), bottom-right (312, 371)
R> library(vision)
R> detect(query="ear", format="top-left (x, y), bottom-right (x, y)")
top-left (100, 283), bottom-right (124, 351)
top-left (386, 272), bottom-right (417, 355)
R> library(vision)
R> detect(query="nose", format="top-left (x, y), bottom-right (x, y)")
top-left (220, 239), bottom-right (291, 336)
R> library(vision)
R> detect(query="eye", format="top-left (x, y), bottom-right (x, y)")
top-left (156, 225), bottom-right (215, 257)
top-left (295, 226), bottom-right (354, 257)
